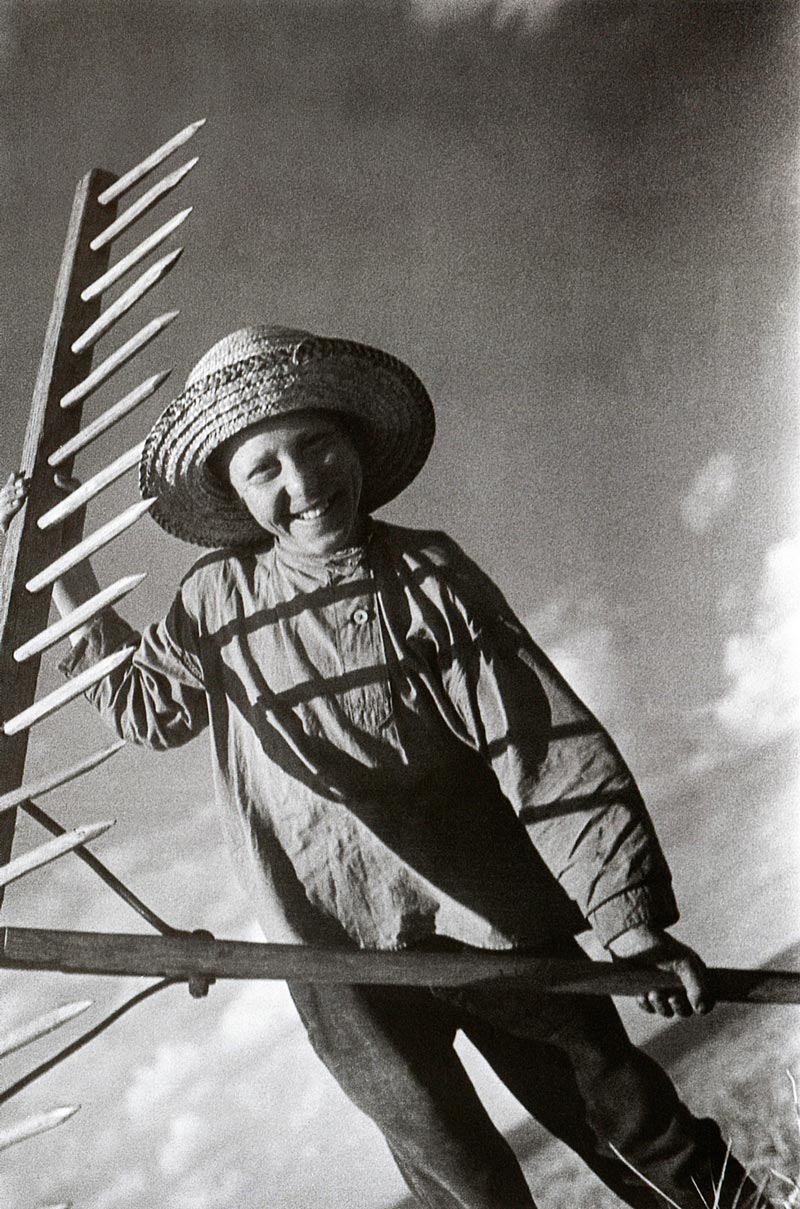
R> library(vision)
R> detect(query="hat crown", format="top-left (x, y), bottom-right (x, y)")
top-left (185, 325), bottom-right (313, 387)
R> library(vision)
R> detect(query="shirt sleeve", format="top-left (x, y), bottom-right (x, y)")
top-left (438, 537), bottom-right (679, 948)
top-left (58, 580), bottom-right (209, 751)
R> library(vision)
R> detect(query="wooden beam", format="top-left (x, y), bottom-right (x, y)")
top-left (0, 928), bottom-right (798, 1004)
top-left (0, 169), bottom-right (117, 906)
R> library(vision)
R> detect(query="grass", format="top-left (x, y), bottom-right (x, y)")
top-left (501, 994), bottom-right (800, 1209)
top-left (609, 1069), bottom-right (800, 1209)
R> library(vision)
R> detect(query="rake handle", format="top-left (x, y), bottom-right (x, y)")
top-left (0, 169), bottom-right (117, 903)
top-left (0, 928), bottom-right (797, 1004)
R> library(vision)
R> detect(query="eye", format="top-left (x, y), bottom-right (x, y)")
top-left (246, 460), bottom-right (279, 484)
top-left (299, 432), bottom-right (338, 459)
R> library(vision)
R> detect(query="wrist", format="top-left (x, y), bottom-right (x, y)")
top-left (607, 925), bottom-right (668, 959)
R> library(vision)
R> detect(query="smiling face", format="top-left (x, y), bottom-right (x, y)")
top-left (217, 410), bottom-right (364, 557)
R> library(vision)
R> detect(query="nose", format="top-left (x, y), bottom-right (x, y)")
top-left (282, 452), bottom-right (320, 501)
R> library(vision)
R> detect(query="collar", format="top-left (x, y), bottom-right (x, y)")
top-left (271, 519), bottom-right (373, 579)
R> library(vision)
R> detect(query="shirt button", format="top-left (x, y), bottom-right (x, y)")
top-left (352, 608), bottom-right (370, 625)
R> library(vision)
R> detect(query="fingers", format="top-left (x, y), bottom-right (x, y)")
top-left (674, 952), bottom-right (713, 1015)
top-left (1, 471), bottom-right (83, 536)
top-left (54, 473), bottom-right (81, 494)
top-left (0, 472), bottom-right (30, 533)
top-left (636, 989), bottom-right (691, 1018)
top-left (2, 471), bottom-right (29, 498)
top-left (634, 951), bottom-right (713, 1018)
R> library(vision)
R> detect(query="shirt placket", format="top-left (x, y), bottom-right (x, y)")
top-left (330, 563), bottom-right (393, 731)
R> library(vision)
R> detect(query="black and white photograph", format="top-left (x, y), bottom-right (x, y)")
top-left (0, 2), bottom-right (797, 1206)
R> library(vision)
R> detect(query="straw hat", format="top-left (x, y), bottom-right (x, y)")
top-left (139, 325), bottom-right (435, 547)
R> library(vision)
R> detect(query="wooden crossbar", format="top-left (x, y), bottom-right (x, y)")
top-left (1, 928), bottom-right (798, 1004)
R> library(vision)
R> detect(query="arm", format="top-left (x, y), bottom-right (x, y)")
top-left (2, 471), bottom-right (208, 747)
top-left (57, 579), bottom-right (209, 751)
top-left (52, 560), bottom-right (102, 644)
top-left (438, 537), bottom-right (710, 1016)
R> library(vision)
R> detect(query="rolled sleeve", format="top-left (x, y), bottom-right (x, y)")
top-left (585, 882), bottom-right (680, 948)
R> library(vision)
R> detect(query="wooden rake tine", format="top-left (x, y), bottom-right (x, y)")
top-left (0, 1105), bottom-right (80, 1153)
top-left (48, 371), bottom-right (171, 467)
top-left (90, 157), bottom-right (198, 252)
top-left (97, 117), bottom-right (205, 206)
top-left (2, 648), bottom-right (136, 735)
top-left (14, 574), bottom-right (146, 662)
top-left (72, 249), bottom-right (183, 355)
top-left (0, 820), bottom-right (115, 887)
top-left (0, 1000), bottom-right (92, 1060)
top-left (26, 499), bottom-right (155, 593)
top-left (38, 443), bottom-right (145, 529)
top-left (0, 742), bottom-right (125, 814)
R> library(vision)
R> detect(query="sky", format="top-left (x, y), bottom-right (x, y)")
top-left (0, 1), bottom-right (798, 1206)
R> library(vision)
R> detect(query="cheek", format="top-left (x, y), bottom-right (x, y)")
top-left (241, 484), bottom-right (281, 525)
top-left (323, 445), bottom-right (361, 495)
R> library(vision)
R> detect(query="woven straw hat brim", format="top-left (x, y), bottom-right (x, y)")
top-left (139, 338), bottom-right (435, 548)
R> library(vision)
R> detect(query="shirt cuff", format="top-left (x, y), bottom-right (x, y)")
top-left (58, 610), bottom-right (139, 679)
top-left (587, 882), bottom-right (680, 949)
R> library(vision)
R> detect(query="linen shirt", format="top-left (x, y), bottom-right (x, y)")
top-left (62, 520), bottom-right (678, 951)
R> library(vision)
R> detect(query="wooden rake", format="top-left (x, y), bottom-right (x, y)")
top-left (0, 116), bottom-right (798, 1197)
top-left (0, 117), bottom-right (203, 1165)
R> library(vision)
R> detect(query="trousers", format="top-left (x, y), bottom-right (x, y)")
top-left (288, 942), bottom-right (759, 1209)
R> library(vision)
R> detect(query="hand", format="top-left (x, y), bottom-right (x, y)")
top-left (0, 471), bottom-right (29, 533)
top-left (609, 926), bottom-right (713, 1018)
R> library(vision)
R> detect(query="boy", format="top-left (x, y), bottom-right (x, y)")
top-left (2, 326), bottom-right (762, 1208)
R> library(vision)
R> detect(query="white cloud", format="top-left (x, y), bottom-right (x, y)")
top-left (169, 1168), bottom-right (247, 1209)
top-left (159, 1110), bottom-right (209, 1176)
top-left (125, 1040), bottom-right (206, 1120)
top-left (524, 593), bottom-right (619, 719)
top-left (679, 452), bottom-right (738, 534)
top-left (96, 1167), bottom-right (147, 1209)
top-left (715, 536), bottom-right (800, 744)
top-left (218, 979), bottom-right (298, 1051)
top-left (408, 0), bottom-right (565, 26)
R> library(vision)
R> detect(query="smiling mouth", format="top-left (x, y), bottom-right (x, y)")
top-left (293, 496), bottom-right (335, 523)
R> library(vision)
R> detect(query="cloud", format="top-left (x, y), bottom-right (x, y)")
top-left (679, 452), bottom-right (738, 534)
top-left (524, 593), bottom-right (620, 720)
top-left (714, 536), bottom-right (800, 744)
top-left (159, 1111), bottom-right (209, 1176)
top-left (125, 1040), bottom-right (206, 1120)
top-left (218, 979), bottom-right (297, 1050)
top-left (408, 0), bottom-right (566, 27)
top-left (96, 1168), bottom-right (148, 1209)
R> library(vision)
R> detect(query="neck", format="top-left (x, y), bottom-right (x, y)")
top-left (274, 516), bottom-right (370, 568)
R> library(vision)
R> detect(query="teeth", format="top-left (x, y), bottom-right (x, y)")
top-left (297, 500), bottom-right (330, 521)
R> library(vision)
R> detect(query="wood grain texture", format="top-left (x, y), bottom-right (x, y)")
top-left (0, 169), bottom-right (117, 899)
top-left (0, 928), bottom-right (797, 1003)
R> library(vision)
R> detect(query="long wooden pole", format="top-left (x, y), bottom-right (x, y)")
top-left (1, 928), bottom-right (798, 1004)
top-left (0, 169), bottom-right (117, 905)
